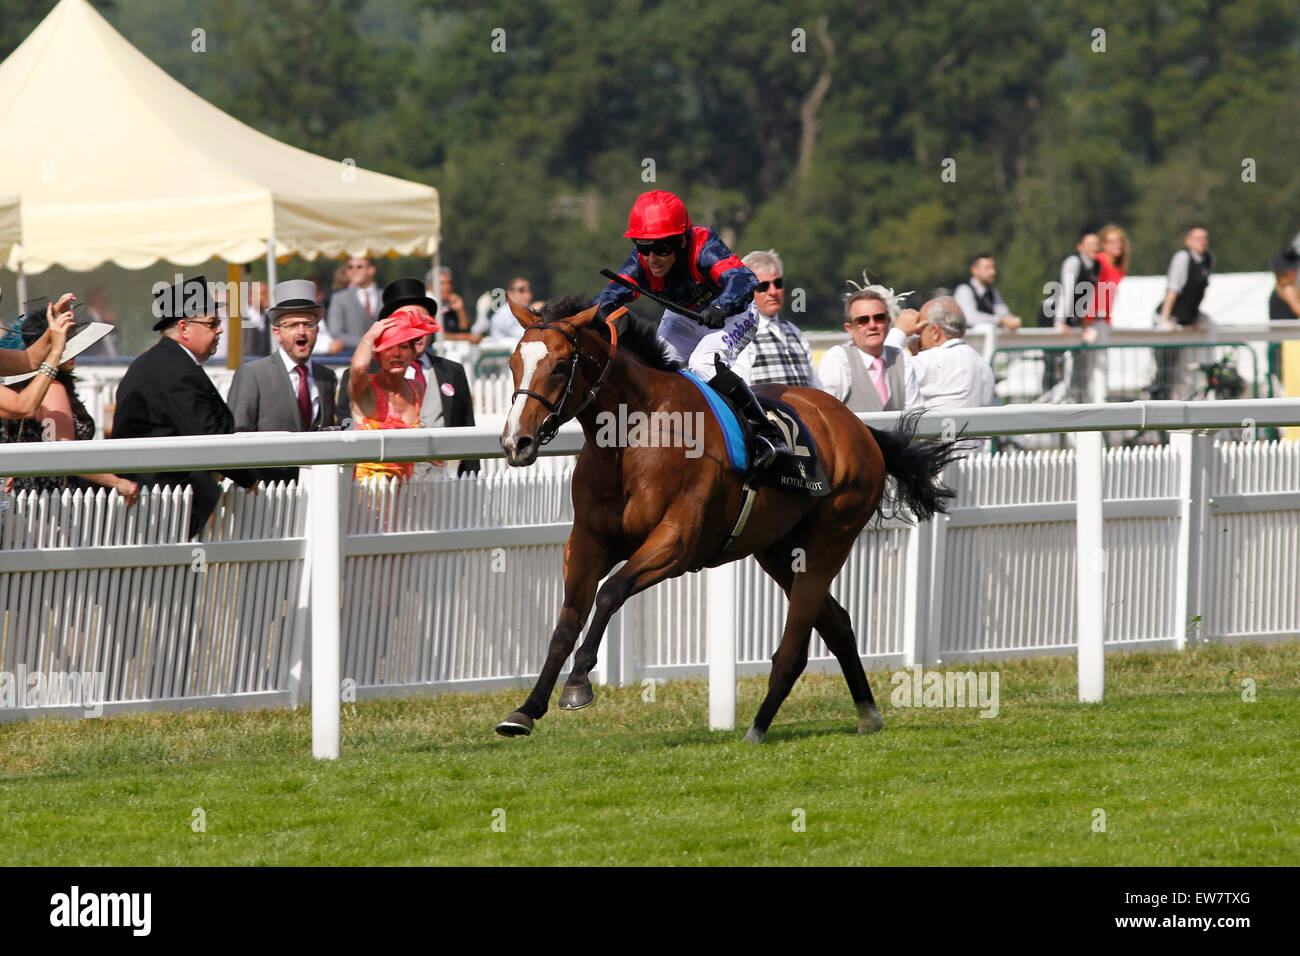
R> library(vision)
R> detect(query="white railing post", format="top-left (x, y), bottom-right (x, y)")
top-left (706, 561), bottom-right (737, 731)
top-left (902, 516), bottom-right (934, 668)
top-left (1171, 431), bottom-right (1210, 650)
top-left (924, 512), bottom-right (949, 667)
top-left (308, 464), bottom-right (343, 759)
top-left (1076, 431), bottom-right (1105, 702)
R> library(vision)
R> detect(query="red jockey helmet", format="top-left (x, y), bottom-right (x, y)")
top-left (624, 191), bottom-right (690, 239)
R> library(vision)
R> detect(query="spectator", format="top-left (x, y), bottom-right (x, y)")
top-left (1080, 224), bottom-right (1130, 404)
top-left (473, 277), bottom-right (533, 344)
top-left (1037, 229), bottom-right (1100, 397)
top-left (347, 305), bottom-right (440, 482)
top-left (226, 280), bottom-right (340, 483)
top-left (731, 250), bottom-right (819, 387)
top-left (111, 275), bottom-right (261, 539)
top-left (1152, 225), bottom-right (1214, 398)
top-left (908, 296), bottom-right (996, 453)
top-left (0, 298), bottom-right (75, 420)
top-left (433, 267), bottom-right (482, 342)
top-left (910, 297), bottom-right (996, 403)
top-left (954, 254), bottom-right (1022, 332)
top-left (241, 281), bottom-right (272, 359)
top-left (338, 278), bottom-right (479, 478)
top-left (326, 257), bottom-right (382, 349)
top-left (1266, 247), bottom-right (1300, 388)
top-left (406, 331), bottom-right (481, 478)
top-left (1, 305), bottom-right (137, 503)
top-left (819, 285), bottom-right (917, 412)
top-left (79, 287), bottom-right (121, 358)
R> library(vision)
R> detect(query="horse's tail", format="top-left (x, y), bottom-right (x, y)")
top-left (867, 408), bottom-right (962, 522)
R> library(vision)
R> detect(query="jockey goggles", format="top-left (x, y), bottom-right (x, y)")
top-left (634, 238), bottom-right (680, 257)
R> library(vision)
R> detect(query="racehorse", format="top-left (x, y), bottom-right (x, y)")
top-left (496, 295), bottom-right (960, 742)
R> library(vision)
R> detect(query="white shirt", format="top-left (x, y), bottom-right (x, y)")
top-left (907, 337), bottom-right (995, 410)
top-left (484, 303), bottom-right (526, 344)
top-left (817, 341), bottom-right (919, 408)
top-left (954, 279), bottom-right (1010, 327)
top-left (277, 347), bottom-right (320, 424)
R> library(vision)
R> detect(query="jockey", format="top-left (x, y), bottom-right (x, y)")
top-left (595, 190), bottom-right (792, 468)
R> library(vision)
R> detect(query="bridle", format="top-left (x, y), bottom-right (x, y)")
top-left (510, 308), bottom-right (625, 446)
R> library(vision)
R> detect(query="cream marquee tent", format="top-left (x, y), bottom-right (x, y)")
top-left (0, 0), bottom-right (439, 275)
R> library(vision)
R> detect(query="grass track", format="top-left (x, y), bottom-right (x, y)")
top-left (2, 641), bottom-right (1298, 866)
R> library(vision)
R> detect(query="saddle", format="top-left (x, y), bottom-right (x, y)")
top-left (678, 371), bottom-right (830, 497)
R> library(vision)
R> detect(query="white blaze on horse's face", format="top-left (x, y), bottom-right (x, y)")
top-left (505, 340), bottom-right (550, 449)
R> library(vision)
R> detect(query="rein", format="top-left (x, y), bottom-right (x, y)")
top-left (511, 307), bottom-right (625, 446)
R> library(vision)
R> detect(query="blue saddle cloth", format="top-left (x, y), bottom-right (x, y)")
top-left (679, 369), bottom-right (749, 471)
top-left (678, 370), bottom-right (829, 495)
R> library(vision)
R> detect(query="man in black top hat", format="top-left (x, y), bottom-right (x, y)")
top-left (112, 275), bottom-right (261, 539)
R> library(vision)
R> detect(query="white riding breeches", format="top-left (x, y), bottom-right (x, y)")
top-left (657, 304), bottom-right (760, 379)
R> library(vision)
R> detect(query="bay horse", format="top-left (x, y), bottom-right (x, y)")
top-left (496, 295), bottom-right (959, 742)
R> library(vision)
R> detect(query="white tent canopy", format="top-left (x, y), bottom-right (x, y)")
top-left (0, 0), bottom-right (439, 274)
top-left (0, 195), bottom-right (19, 265)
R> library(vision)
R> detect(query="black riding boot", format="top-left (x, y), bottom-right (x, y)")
top-left (708, 356), bottom-right (792, 469)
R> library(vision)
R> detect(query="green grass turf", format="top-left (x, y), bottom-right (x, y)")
top-left (2, 641), bottom-right (1298, 866)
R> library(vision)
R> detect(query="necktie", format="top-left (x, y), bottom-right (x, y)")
top-left (294, 365), bottom-right (312, 430)
top-left (363, 288), bottom-right (373, 317)
top-left (870, 355), bottom-right (890, 406)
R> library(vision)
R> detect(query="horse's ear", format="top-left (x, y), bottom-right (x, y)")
top-left (510, 297), bottom-right (541, 329)
top-left (565, 304), bottom-right (601, 328)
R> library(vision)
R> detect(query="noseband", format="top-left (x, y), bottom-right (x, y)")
top-left (511, 309), bottom-right (624, 446)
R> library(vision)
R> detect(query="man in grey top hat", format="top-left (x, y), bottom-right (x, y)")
top-left (227, 279), bottom-right (340, 483)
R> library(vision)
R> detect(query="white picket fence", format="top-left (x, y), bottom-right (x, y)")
top-left (3, 431), bottom-right (1298, 721)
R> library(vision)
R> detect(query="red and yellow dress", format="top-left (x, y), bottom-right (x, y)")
top-left (353, 374), bottom-right (425, 481)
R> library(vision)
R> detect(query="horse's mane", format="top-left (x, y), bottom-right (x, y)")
top-left (541, 294), bottom-right (681, 373)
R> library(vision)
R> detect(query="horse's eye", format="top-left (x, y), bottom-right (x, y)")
top-left (552, 363), bottom-right (570, 377)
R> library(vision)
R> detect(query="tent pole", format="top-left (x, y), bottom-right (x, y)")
top-left (266, 237), bottom-right (278, 290)
top-left (226, 261), bottom-right (243, 370)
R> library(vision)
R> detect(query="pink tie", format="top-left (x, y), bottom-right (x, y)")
top-left (870, 356), bottom-right (889, 406)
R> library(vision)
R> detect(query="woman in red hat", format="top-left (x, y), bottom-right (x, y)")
top-left (348, 306), bottom-right (441, 481)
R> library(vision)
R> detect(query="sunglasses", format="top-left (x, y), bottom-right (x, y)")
top-left (755, 278), bottom-right (785, 293)
top-left (850, 312), bottom-right (890, 326)
top-left (185, 318), bottom-right (223, 330)
top-left (634, 239), bottom-right (678, 257)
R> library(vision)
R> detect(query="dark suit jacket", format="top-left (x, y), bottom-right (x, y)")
top-left (227, 354), bottom-right (339, 482)
top-left (111, 336), bottom-right (260, 538)
top-left (337, 353), bottom-right (480, 477)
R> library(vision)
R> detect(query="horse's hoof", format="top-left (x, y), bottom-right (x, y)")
top-left (496, 712), bottom-right (534, 737)
top-left (558, 679), bottom-right (594, 710)
top-left (856, 704), bottom-right (884, 735)
top-left (743, 725), bottom-right (766, 745)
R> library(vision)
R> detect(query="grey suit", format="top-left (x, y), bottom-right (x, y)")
top-left (229, 354), bottom-right (338, 432)
top-left (836, 343), bottom-right (908, 413)
top-left (326, 286), bottom-right (378, 348)
top-left (227, 355), bottom-right (339, 482)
